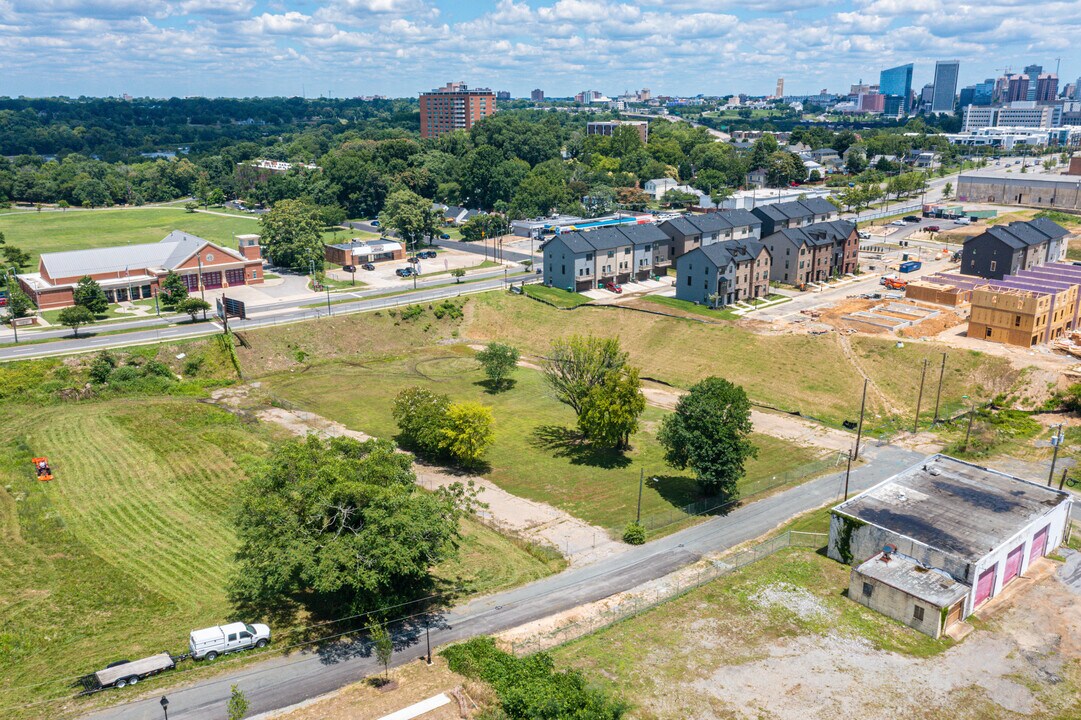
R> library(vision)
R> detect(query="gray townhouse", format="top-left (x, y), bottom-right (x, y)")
top-left (761, 219), bottom-right (858, 285)
top-left (542, 224), bottom-right (670, 292)
top-left (751, 197), bottom-right (839, 236)
top-left (657, 210), bottom-right (762, 261)
top-left (675, 238), bottom-right (772, 307)
top-left (960, 218), bottom-right (1070, 281)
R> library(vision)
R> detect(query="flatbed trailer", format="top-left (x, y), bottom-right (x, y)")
top-left (83, 653), bottom-right (179, 692)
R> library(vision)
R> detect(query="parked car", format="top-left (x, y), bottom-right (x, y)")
top-left (889, 220), bottom-right (906, 227)
top-left (903, 215), bottom-right (921, 224)
top-left (418, 250), bottom-right (437, 259)
top-left (604, 281), bottom-right (623, 294)
top-left (371, 220), bottom-right (380, 227)
top-left (342, 265), bottom-right (356, 273)
top-left (955, 217), bottom-right (971, 225)
top-left (925, 225), bottom-right (941, 233)
top-left (857, 230), bottom-right (871, 240)
top-left (190, 622), bottom-right (271, 661)
top-left (407, 256), bottom-right (419, 264)
top-left (361, 263), bottom-right (375, 271)
top-left (440, 233), bottom-right (450, 239)
top-left (395, 267), bottom-right (414, 277)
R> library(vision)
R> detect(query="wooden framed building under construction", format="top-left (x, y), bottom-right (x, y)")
top-left (966, 262), bottom-right (1081, 347)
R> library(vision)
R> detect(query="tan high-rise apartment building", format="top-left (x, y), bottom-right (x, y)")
top-left (419, 82), bottom-right (496, 138)
top-left (776, 78), bottom-right (784, 97)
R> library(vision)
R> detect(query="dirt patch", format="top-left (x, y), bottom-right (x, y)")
top-left (751, 583), bottom-right (828, 621)
top-left (265, 656), bottom-right (482, 720)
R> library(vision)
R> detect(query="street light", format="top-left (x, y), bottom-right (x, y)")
top-left (1047, 423), bottom-right (1065, 486)
top-left (160, 696), bottom-right (169, 720)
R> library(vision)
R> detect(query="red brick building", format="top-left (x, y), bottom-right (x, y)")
top-left (19, 231), bottom-right (265, 309)
top-left (419, 82), bottom-right (496, 138)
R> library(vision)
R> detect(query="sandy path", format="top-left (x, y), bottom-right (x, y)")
top-left (212, 386), bottom-right (626, 568)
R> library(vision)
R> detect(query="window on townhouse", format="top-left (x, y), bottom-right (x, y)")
top-left (990, 261), bottom-right (997, 272)
top-left (912, 605), bottom-right (925, 622)
top-left (587, 253), bottom-right (593, 261)
top-left (608, 251), bottom-right (614, 257)
top-left (686, 276), bottom-right (691, 286)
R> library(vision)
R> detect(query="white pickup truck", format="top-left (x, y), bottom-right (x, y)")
top-left (189, 622), bottom-right (271, 661)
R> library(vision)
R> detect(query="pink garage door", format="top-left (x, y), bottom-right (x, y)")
top-left (1003, 544), bottom-right (1025, 586)
top-left (181, 273), bottom-right (200, 291)
top-left (201, 271), bottom-right (223, 290)
top-left (1030, 525), bottom-right (1050, 563)
top-left (225, 269), bottom-right (245, 286)
top-left (975, 565), bottom-right (996, 607)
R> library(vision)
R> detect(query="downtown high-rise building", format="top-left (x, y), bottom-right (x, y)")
top-left (1024, 64), bottom-right (1042, 100)
top-left (530, 88), bottom-right (545, 102)
top-left (879, 63), bottom-right (914, 115)
top-left (931, 60), bottom-right (960, 114)
top-left (418, 82), bottom-right (496, 138)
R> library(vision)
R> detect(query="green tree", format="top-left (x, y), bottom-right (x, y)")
top-left (748, 134), bottom-right (780, 170)
top-left (184, 201), bottom-right (198, 213)
top-left (475, 342), bottom-right (520, 390)
top-left (230, 436), bottom-right (466, 617)
top-left (542, 335), bottom-right (628, 416)
top-left (450, 268), bottom-right (466, 283)
top-left (943, 181), bottom-right (953, 199)
top-left (158, 270), bottom-right (188, 309)
top-left (380, 189), bottom-right (436, 252)
top-left (73, 276), bottom-right (109, 314)
top-left (177, 296), bottom-right (211, 321)
top-left (259, 199), bottom-right (324, 272)
top-left (207, 188), bottom-right (226, 207)
top-left (369, 623), bottom-right (393, 680)
top-left (577, 366), bottom-right (646, 450)
top-left (57, 305), bottom-right (95, 337)
top-left (1, 245), bottom-right (32, 270)
top-left (765, 151), bottom-right (805, 187)
top-left (227, 685), bottom-right (249, 720)
top-left (657, 376), bottom-right (758, 499)
top-left (440, 402), bottom-right (495, 468)
top-left (4, 280), bottom-right (33, 320)
top-left (392, 386), bottom-right (450, 455)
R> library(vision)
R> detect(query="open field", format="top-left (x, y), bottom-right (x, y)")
top-left (263, 349), bottom-right (826, 532)
top-left (522, 284), bottom-right (592, 308)
top-left (460, 292), bottom-right (1018, 428)
top-left (0, 207), bottom-right (347, 265)
top-left (0, 395), bottom-right (556, 718)
top-left (552, 547), bottom-right (1081, 720)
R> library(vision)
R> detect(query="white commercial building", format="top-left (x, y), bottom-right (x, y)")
top-left (717, 186), bottom-right (833, 211)
top-left (963, 102), bottom-right (1057, 131)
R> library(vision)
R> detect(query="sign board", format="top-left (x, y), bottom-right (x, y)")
top-left (216, 296), bottom-right (247, 320)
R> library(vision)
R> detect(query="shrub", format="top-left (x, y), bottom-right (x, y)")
top-left (622, 522), bottom-right (646, 545)
top-left (89, 351), bottom-right (117, 384)
top-left (400, 305), bottom-right (425, 321)
top-left (144, 360), bottom-right (173, 378)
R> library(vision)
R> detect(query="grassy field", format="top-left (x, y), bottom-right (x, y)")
top-left (551, 548), bottom-right (951, 719)
top-left (262, 349), bottom-right (826, 531)
top-left (459, 292), bottom-right (1016, 428)
top-left (0, 207), bottom-right (349, 266)
top-left (0, 395), bottom-right (556, 718)
top-left (522, 284), bottom-right (593, 308)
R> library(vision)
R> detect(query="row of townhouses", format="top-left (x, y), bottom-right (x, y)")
top-left (541, 198), bottom-right (854, 306)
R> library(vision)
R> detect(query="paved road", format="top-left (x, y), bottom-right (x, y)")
top-left (83, 444), bottom-right (921, 720)
top-left (0, 276), bottom-right (524, 361)
top-left (431, 237), bottom-right (536, 264)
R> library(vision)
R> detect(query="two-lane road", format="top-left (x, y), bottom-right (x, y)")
top-left (84, 444), bottom-right (920, 720)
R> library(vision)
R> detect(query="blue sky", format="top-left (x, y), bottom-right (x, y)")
top-left (0, 0), bottom-right (1076, 99)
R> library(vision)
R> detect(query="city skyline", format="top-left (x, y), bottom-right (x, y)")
top-left (0, 0), bottom-right (1076, 99)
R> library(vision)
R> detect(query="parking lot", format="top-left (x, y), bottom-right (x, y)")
top-left (325, 246), bottom-right (515, 290)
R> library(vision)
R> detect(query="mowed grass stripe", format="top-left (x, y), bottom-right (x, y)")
top-left (31, 407), bottom-right (235, 603)
top-left (36, 413), bottom-right (214, 600)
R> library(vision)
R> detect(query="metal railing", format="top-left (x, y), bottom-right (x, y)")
top-left (508, 530), bottom-right (828, 656)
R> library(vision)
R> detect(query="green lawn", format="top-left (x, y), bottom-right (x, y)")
top-left (637, 294), bottom-right (739, 321)
top-left (0, 395), bottom-right (556, 718)
top-left (38, 298), bottom-right (173, 324)
top-left (263, 350), bottom-right (826, 532)
top-left (551, 548), bottom-right (952, 719)
top-left (522, 285), bottom-right (592, 308)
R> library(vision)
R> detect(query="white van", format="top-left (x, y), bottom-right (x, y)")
top-left (189, 622), bottom-right (271, 661)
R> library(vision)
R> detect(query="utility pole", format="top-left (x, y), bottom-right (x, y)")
top-left (325, 285), bottom-right (331, 316)
top-left (424, 619), bottom-right (432, 665)
top-left (6, 269), bottom-right (19, 344)
top-left (844, 449), bottom-right (853, 501)
top-left (636, 468), bottom-right (644, 524)
top-left (853, 378), bottom-right (868, 460)
top-left (932, 352), bottom-right (946, 423)
top-left (196, 254), bottom-right (206, 302)
top-left (913, 358), bottom-right (928, 434)
top-left (1048, 423), bottom-right (1064, 486)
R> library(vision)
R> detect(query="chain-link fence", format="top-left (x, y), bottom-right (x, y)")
top-left (627, 451), bottom-right (847, 534)
top-left (508, 530), bottom-right (828, 656)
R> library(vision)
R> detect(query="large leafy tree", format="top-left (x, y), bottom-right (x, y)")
top-left (231, 436), bottom-right (466, 617)
top-left (380, 189), bottom-right (437, 252)
top-left (4, 281), bottom-right (33, 319)
top-left (259, 198), bottom-right (325, 272)
top-left (542, 335), bottom-right (628, 416)
top-left (578, 366), bottom-right (646, 450)
top-left (392, 387), bottom-right (450, 455)
top-left (57, 305), bottom-right (95, 337)
top-left (765, 151), bottom-right (805, 187)
top-left (73, 276), bottom-right (109, 314)
top-left (158, 270), bottom-right (188, 309)
top-left (658, 377), bottom-right (758, 499)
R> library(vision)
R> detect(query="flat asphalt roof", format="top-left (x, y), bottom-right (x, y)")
top-left (834, 455), bottom-right (1069, 564)
top-left (856, 551), bottom-right (970, 607)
